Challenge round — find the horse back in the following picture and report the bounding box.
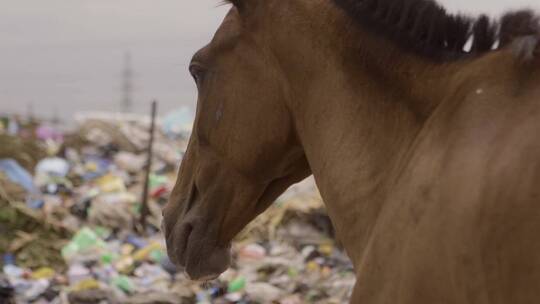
[351,52,540,304]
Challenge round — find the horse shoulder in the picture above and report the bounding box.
[418,59,540,301]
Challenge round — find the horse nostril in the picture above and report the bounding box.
[184,183,199,215]
[178,223,194,266]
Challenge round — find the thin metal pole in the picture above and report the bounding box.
[140,100,157,231]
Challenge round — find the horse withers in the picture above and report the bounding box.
[163,0,540,302]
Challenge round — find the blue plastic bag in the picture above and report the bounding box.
[0,159,35,192]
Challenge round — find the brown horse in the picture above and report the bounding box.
[163,0,540,302]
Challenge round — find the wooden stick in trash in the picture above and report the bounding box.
[140,100,157,231]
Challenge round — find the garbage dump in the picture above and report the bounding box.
[0,113,355,303]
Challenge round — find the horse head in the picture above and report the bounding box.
[162,2,311,280]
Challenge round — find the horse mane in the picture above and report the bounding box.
[225,0,540,61]
[331,0,540,61]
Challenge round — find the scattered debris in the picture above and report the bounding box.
[0,114,355,303]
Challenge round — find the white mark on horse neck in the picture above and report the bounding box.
[476,88,484,95]
[216,103,223,122]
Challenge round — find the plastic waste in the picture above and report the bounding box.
[72,278,101,292]
[30,267,55,280]
[150,185,169,199]
[93,226,112,239]
[227,276,246,293]
[0,118,356,303]
[3,265,25,282]
[126,235,147,249]
[121,244,135,256]
[112,275,134,294]
[22,279,49,301]
[114,152,145,173]
[306,261,321,273]
[149,174,168,189]
[68,288,116,304]
[6,117,19,136]
[238,243,266,260]
[134,264,169,279]
[128,292,184,304]
[39,176,73,195]
[224,292,243,302]
[35,125,63,142]
[245,282,283,302]
[207,282,226,299]
[149,249,165,263]
[62,228,107,262]
[67,228,106,252]
[287,267,299,278]
[2,254,16,266]
[133,263,170,292]
[35,157,70,178]
[114,256,135,274]
[96,174,126,193]
[132,242,162,261]
[281,294,303,304]
[0,159,36,192]
[67,264,92,285]
[81,156,111,180]
[100,252,117,265]
[318,243,334,256]
[196,291,211,304]
[88,194,134,230]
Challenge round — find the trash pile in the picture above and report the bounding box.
[0,113,355,303]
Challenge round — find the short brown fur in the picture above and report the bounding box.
[164,0,540,302]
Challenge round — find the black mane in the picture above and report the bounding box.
[331,0,540,61]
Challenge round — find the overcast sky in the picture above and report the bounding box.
[1,0,538,119]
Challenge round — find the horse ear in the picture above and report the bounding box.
[229,0,245,11]
[228,0,256,14]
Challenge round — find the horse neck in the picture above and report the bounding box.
[290,32,456,265]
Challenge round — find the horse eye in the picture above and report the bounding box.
[189,63,205,85]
